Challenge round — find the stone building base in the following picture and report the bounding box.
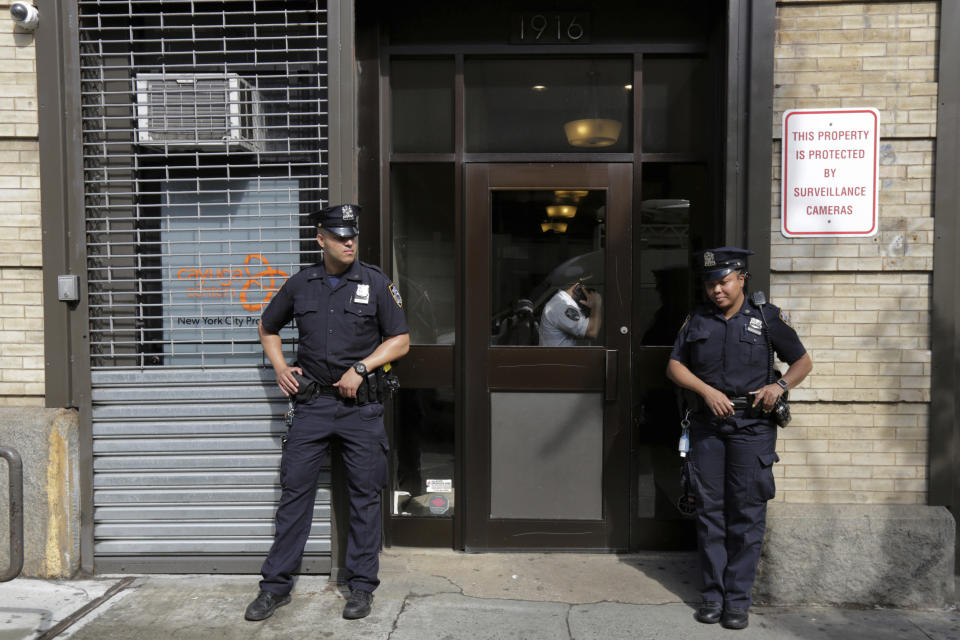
[0,407,80,578]
[756,502,956,608]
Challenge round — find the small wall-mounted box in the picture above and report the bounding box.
[57,275,80,302]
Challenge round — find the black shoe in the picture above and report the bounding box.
[342,588,374,620]
[721,607,749,630]
[694,602,723,624]
[244,590,291,621]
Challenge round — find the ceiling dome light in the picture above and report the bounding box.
[553,190,589,203]
[540,221,569,233]
[546,205,577,219]
[563,118,622,147]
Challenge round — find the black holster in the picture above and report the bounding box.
[356,372,377,405]
[291,371,318,404]
[771,395,791,427]
[356,367,401,406]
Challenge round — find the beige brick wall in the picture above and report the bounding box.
[774,403,928,504]
[0,8,41,407]
[0,5,37,138]
[772,1,937,504]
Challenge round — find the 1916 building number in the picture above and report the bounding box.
[511,13,590,44]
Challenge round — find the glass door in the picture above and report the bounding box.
[463,163,632,550]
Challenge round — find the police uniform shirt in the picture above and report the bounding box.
[669,298,806,397]
[539,289,589,347]
[260,259,409,385]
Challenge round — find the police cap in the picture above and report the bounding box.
[312,203,360,238]
[696,246,754,281]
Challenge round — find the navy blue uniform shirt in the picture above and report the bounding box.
[669,297,806,397]
[260,259,409,385]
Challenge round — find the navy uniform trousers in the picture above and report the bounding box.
[259,394,388,596]
[689,414,779,610]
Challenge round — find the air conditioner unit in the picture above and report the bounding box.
[135,73,265,152]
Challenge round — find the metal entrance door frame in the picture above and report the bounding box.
[462,163,632,551]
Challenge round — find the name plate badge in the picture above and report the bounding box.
[353,283,370,305]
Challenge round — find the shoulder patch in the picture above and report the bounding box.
[778,310,794,329]
[389,282,403,308]
[676,314,690,338]
[565,307,581,322]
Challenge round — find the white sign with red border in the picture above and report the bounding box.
[781,108,880,238]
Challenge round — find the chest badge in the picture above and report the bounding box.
[747,317,764,335]
[353,283,370,304]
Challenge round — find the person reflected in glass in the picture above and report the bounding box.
[538,277,602,346]
[641,265,691,346]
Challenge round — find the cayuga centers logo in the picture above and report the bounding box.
[177,253,289,312]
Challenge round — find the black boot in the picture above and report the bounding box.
[694,602,723,624]
[342,588,374,620]
[244,590,291,621]
[721,607,750,630]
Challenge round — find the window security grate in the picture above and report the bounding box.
[79,1,328,368]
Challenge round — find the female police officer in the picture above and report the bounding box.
[245,204,410,623]
[666,247,812,630]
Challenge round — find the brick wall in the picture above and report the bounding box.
[772,1,937,504]
[0,7,42,406]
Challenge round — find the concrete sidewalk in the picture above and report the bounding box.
[2,549,958,639]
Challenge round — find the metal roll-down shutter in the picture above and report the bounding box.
[78,1,330,572]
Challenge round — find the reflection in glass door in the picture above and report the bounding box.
[464,163,632,550]
[490,189,605,349]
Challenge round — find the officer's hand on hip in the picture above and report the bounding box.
[702,386,735,417]
[749,384,784,412]
[277,365,303,397]
[334,368,363,399]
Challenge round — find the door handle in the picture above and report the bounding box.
[605,349,617,402]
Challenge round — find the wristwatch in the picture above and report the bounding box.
[775,378,789,390]
[352,362,368,376]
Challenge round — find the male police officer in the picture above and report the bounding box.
[666,247,812,630]
[245,204,410,622]
[539,280,602,346]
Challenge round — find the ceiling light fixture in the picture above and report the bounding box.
[540,221,568,233]
[553,190,589,203]
[546,205,578,219]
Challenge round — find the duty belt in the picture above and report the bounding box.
[727,395,753,410]
[295,383,339,404]
[310,385,340,399]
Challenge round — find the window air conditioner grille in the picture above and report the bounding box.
[135,73,265,152]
